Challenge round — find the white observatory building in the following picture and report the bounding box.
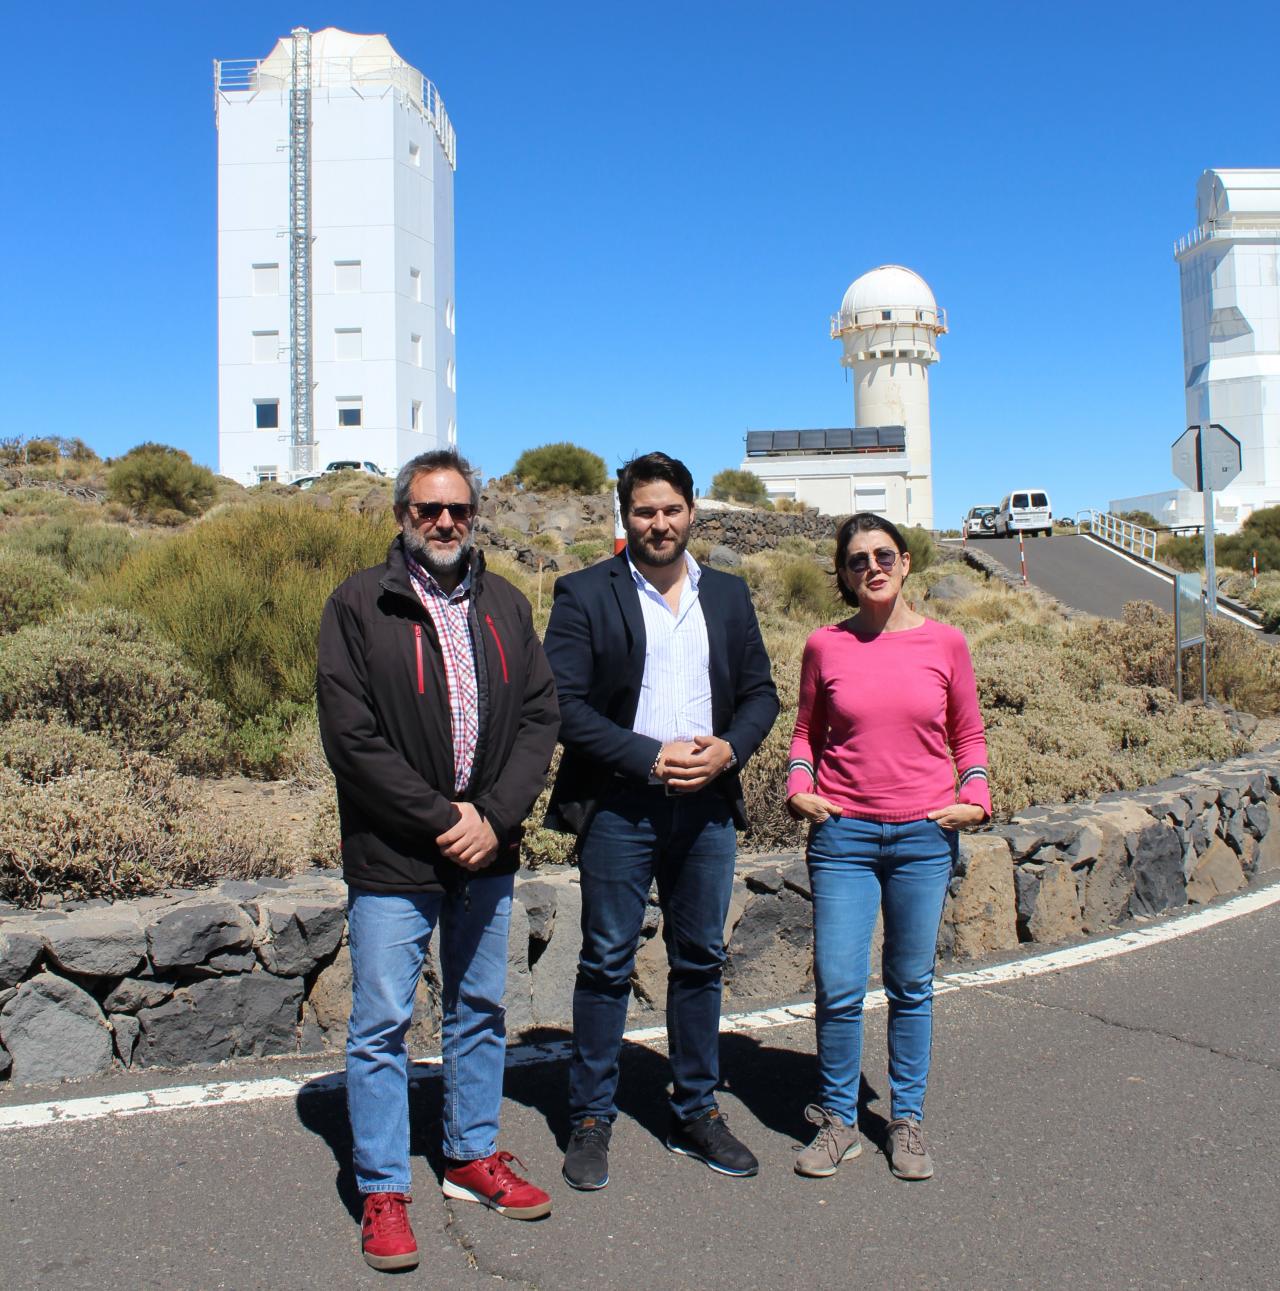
[1113,169,1280,531]
[740,265,945,527]
[214,28,457,485]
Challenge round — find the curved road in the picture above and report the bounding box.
[966,533,1179,621]
[2,883,1279,1289]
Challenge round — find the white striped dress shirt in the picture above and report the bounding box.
[627,551,713,743]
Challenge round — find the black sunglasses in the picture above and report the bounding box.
[846,547,900,575]
[405,501,476,524]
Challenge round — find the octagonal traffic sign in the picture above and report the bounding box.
[1171,424,1242,491]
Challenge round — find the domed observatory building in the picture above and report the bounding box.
[215,28,457,485]
[740,265,946,527]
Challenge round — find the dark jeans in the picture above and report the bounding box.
[570,784,737,1124]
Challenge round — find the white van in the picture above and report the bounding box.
[995,489,1052,537]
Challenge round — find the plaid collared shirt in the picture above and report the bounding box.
[405,555,480,794]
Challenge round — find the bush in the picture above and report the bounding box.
[93,501,395,754]
[1160,534,1204,571]
[0,608,231,771]
[513,442,607,493]
[22,438,60,465]
[903,525,934,574]
[0,488,82,519]
[567,539,612,566]
[779,559,834,620]
[1117,509,1160,530]
[1081,601,1280,717]
[0,717,121,783]
[5,515,136,579]
[107,442,217,521]
[708,469,768,505]
[0,757,289,907]
[0,549,71,633]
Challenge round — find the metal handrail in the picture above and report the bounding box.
[214,54,456,169]
[1080,509,1158,563]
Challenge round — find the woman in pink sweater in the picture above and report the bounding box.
[786,513,990,1183]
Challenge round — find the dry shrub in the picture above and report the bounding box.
[0,608,231,771]
[1223,570,1280,633]
[4,514,136,580]
[0,718,121,782]
[975,630,1242,817]
[0,756,289,907]
[306,784,342,868]
[567,538,612,567]
[0,549,71,633]
[776,535,817,557]
[93,500,394,722]
[0,489,84,519]
[530,531,564,554]
[1085,601,1280,716]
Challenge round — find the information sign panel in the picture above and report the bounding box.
[1173,573,1207,704]
[1175,574,1205,647]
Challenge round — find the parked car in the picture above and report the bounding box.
[964,505,997,537]
[995,490,1053,537]
[291,474,322,490]
[323,460,387,477]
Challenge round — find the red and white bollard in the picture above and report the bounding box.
[613,487,626,555]
[1019,531,1028,585]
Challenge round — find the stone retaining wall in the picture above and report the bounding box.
[2,748,1276,1087]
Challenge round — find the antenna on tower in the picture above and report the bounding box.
[288,27,315,476]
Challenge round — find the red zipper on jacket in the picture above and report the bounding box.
[485,614,508,683]
[413,623,425,694]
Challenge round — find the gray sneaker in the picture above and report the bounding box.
[794,1104,861,1178]
[886,1117,934,1180]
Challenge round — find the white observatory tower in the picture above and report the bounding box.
[832,265,946,529]
[214,28,457,485]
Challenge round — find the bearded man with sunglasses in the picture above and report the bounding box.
[318,449,560,1272]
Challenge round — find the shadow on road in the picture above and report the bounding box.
[292,1025,889,1217]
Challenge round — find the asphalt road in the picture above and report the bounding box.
[966,534,1178,621]
[3,885,1278,1290]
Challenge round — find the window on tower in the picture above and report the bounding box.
[408,140,421,166]
[334,260,361,293]
[411,400,422,431]
[411,333,422,367]
[254,399,279,430]
[252,331,279,363]
[337,397,363,428]
[335,328,362,361]
[410,267,422,301]
[252,263,279,296]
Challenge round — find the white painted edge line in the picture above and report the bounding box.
[3,879,1278,1134]
[1079,533,1261,630]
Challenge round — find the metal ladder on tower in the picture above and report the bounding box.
[288,27,315,477]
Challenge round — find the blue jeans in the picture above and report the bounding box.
[346,875,513,1194]
[571,786,737,1124]
[807,817,957,1123]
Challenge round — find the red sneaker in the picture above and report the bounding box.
[360,1192,419,1271]
[442,1151,552,1220]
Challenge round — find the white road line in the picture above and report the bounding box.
[2,880,1278,1134]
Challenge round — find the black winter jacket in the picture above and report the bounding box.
[316,537,560,893]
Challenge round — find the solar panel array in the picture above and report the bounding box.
[744,427,907,456]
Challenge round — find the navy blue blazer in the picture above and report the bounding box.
[543,552,779,840]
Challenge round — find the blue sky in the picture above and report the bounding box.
[3,2,1276,526]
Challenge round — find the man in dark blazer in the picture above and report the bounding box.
[544,451,779,1191]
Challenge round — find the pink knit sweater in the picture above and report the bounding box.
[785,618,991,822]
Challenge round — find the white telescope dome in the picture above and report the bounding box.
[840,265,937,318]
